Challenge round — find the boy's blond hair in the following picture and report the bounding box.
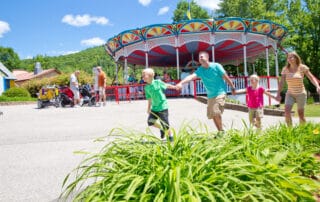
[143,68,155,77]
[249,74,259,82]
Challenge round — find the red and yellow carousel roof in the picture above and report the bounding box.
[105,17,287,66]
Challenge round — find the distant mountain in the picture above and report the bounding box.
[20,46,116,75]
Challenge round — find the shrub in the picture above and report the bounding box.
[22,71,94,97]
[307,96,314,105]
[2,87,30,98]
[21,78,50,97]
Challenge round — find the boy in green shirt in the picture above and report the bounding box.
[142,68,176,142]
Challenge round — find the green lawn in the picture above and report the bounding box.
[0,96,36,102]
[280,103,320,117]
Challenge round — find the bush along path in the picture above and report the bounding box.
[61,123,320,201]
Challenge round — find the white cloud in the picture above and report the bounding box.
[194,0,221,10]
[158,6,169,15]
[46,50,80,56]
[0,20,10,37]
[62,14,109,27]
[62,50,80,55]
[139,0,151,6]
[23,55,33,60]
[81,37,105,46]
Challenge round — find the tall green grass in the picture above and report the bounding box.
[61,123,320,201]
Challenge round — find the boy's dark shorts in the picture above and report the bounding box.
[147,109,169,130]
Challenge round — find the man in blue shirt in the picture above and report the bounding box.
[176,51,236,132]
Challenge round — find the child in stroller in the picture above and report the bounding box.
[79,84,96,106]
[58,86,74,107]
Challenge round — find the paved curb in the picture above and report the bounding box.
[0,101,37,106]
[196,96,287,117]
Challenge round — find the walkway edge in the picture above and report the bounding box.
[196,96,286,117]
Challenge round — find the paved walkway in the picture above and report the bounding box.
[0,98,319,202]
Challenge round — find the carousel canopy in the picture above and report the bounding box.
[105,17,287,67]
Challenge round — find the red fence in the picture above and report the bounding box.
[105,76,278,104]
[105,81,181,103]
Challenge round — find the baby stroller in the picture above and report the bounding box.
[58,86,74,107]
[79,84,96,106]
[37,85,60,108]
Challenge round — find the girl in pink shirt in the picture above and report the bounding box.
[236,75,276,129]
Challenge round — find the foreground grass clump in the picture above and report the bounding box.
[61,123,320,201]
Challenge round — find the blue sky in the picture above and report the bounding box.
[0,0,220,59]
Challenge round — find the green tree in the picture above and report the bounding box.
[216,0,320,93]
[0,46,21,70]
[285,0,320,77]
[216,0,287,22]
[217,0,262,18]
[172,0,210,22]
[33,55,50,70]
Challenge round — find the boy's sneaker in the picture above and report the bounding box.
[215,130,225,138]
[160,131,165,139]
[168,136,174,142]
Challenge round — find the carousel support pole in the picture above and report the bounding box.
[275,49,279,77]
[115,62,118,85]
[124,57,128,84]
[145,52,149,68]
[243,44,248,76]
[115,62,119,103]
[237,64,239,76]
[274,48,280,105]
[176,48,180,80]
[211,45,215,62]
[191,52,194,63]
[253,63,256,74]
[266,46,270,76]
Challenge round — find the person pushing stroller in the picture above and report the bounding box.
[96,66,106,107]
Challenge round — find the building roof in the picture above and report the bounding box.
[12,70,33,81]
[13,68,61,82]
[0,62,16,80]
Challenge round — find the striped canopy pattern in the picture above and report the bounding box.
[105,17,287,67]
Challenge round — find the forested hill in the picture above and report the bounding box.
[20,46,116,74]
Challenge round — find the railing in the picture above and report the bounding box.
[227,76,279,106]
[104,76,279,105]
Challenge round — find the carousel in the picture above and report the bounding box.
[104,17,288,104]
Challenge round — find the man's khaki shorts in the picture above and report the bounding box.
[285,92,306,109]
[207,94,226,119]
